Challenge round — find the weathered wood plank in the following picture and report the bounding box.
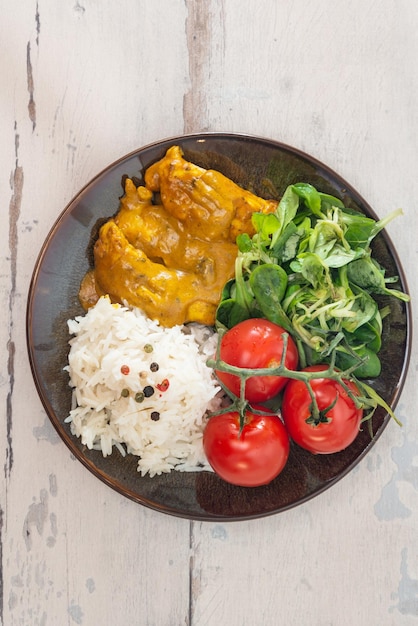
[1,2,192,625]
[1,0,417,625]
[185,1,418,624]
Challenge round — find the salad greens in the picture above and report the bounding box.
[216,182,410,379]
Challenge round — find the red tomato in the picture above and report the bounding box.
[281,364,363,454]
[203,408,290,487]
[215,318,298,403]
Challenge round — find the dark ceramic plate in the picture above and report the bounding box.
[27,133,412,521]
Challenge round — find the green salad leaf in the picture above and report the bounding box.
[215,182,410,380]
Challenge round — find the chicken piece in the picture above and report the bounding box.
[93,220,232,327]
[145,145,277,242]
[79,147,278,326]
[115,179,237,278]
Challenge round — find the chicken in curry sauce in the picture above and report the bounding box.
[79,145,277,327]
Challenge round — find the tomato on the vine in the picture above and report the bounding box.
[281,364,363,454]
[215,318,298,403]
[203,407,290,487]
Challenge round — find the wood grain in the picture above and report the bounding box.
[1,1,417,624]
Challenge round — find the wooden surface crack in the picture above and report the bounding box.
[5,125,24,479]
[184,0,210,133]
[26,42,36,131]
[183,0,226,134]
[35,1,41,46]
[188,521,195,626]
[0,506,3,625]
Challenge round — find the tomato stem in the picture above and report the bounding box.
[208,330,401,428]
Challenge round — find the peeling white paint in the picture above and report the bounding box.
[374,415,418,521]
[390,548,418,617]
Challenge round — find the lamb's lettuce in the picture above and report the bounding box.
[215,182,410,379]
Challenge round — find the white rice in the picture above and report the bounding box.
[64,296,222,476]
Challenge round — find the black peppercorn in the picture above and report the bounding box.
[143,385,154,397]
[150,411,160,421]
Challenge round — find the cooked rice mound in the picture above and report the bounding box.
[64,296,221,476]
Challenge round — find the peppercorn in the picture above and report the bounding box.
[150,362,159,372]
[150,411,160,421]
[120,364,130,375]
[156,379,170,392]
[121,388,129,397]
[134,392,144,403]
[143,385,154,397]
[143,344,153,353]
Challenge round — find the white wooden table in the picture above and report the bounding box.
[1,2,417,624]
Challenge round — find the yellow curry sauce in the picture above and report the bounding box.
[79,146,277,327]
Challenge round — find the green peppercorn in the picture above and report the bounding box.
[121,388,129,398]
[143,344,153,353]
[135,392,144,403]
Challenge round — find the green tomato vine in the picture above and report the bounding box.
[207,328,401,435]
